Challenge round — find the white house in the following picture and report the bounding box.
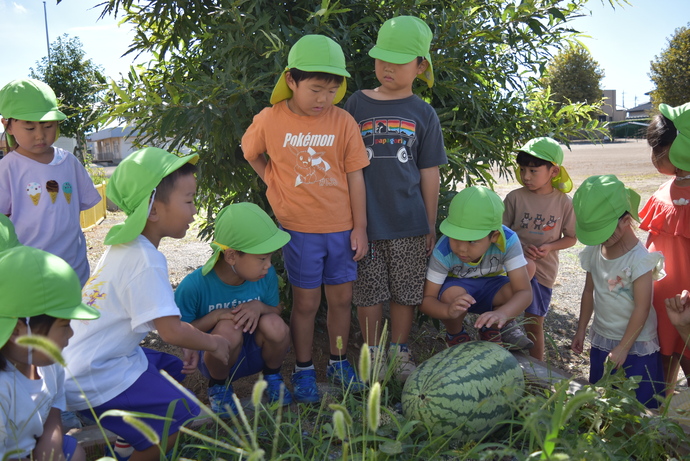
[87,126,140,164]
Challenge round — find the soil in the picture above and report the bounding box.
[84,138,677,403]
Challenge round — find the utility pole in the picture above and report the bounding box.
[43,1,51,64]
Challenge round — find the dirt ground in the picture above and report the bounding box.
[84,138,675,402]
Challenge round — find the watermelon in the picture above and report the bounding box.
[401,341,524,442]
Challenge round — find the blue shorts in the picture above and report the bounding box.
[525,277,552,317]
[198,331,264,381]
[439,276,510,314]
[589,347,664,409]
[63,434,78,460]
[282,229,357,288]
[79,348,201,451]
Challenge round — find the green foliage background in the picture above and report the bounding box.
[97,0,603,237]
[650,24,690,108]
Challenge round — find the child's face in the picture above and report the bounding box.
[12,318,73,368]
[374,58,428,95]
[519,163,557,194]
[286,74,340,117]
[601,215,631,248]
[4,119,58,158]
[229,251,274,282]
[449,232,499,264]
[153,173,197,239]
[651,147,676,176]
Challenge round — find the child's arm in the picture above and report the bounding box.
[666,290,690,340]
[32,407,66,461]
[420,280,476,320]
[190,309,237,333]
[247,155,268,182]
[347,169,367,261]
[154,316,231,364]
[572,272,594,354]
[530,235,577,260]
[420,166,440,256]
[474,266,532,329]
[608,270,654,368]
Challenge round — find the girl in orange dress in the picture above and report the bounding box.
[640,101,690,394]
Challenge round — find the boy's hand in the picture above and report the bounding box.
[524,244,549,260]
[210,335,232,365]
[474,310,507,330]
[571,330,586,354]
[665,290,690,328]
[181,348,199,374]
[350,227,368,261]
[447,293,475,318]
[232,301,262,333]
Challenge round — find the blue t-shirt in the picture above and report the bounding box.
[426,225,527,284]
[175,266,280,324]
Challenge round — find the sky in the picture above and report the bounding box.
[0,0,689,111]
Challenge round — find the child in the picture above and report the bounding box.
[502,137,577,360]
[343,15,447,381]
[175,203,293,413]
[242,35,370,402]
[0,78,101,287]
[420,186,532,346]
[62,147,232,461]
[639,101,690,393]
[571,174,664,409]
[0,244,100,461]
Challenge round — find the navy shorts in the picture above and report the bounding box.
[589,347,664,409]
[439,276,511,314]
[198,331,264,381]
[525,277,552,317]
[79,348,200,451]
[63,434,78,460]
[282,229,357,288]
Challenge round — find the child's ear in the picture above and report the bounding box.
[222,249,238,265]
[417,59,430,75]
[489,231,501,243]
[285,72,298,92]
[147,202,161,222]
[550,164,561,179]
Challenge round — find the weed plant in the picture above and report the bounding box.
[15,333,690,461]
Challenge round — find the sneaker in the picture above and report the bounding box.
[478,326,502,344]
[207,382,238,416]
[446,329,472,347]
[327,359,366,392]
[264,373,293,405]
[388,345,416,382]
[291,369,320,403]
[500,319,534,351]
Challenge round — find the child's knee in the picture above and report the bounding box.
[439,286,467,304]
[258,314,290,339]
[214,318,244,340]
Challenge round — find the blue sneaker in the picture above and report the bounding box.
[264,373,293,405]
[327,359,366,392]
[207,382,238,416]
[291,369,320,403]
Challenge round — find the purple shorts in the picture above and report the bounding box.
[198,331,264,381]
[79,348,200,451]
[589,347,664,409]
[63,434,78,460]
[525,277,552,317]
[439,276,510,314]
[282,229,357,288]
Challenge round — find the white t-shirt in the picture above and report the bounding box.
[63,235,181,410]
[0,148,101,285]
[0,363,65,459]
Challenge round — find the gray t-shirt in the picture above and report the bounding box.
[344,91,447,240]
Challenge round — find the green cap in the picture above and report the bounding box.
[201,203,290,276]
[0,246,100,347]
[659,102,690,171]
[515,137,572,193]
[573,174,640,246]
[105,147,199,245]
[440,186,505,247]
[0,214,20,251]
[270,35,350,105]
[0,78,66,148]
[369,16,434,88]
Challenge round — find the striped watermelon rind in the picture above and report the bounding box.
[401,341,525,442]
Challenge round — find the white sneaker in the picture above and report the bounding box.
[500,319,534,351]
[388,345,416,382]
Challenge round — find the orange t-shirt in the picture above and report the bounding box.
[242,101,369,233]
